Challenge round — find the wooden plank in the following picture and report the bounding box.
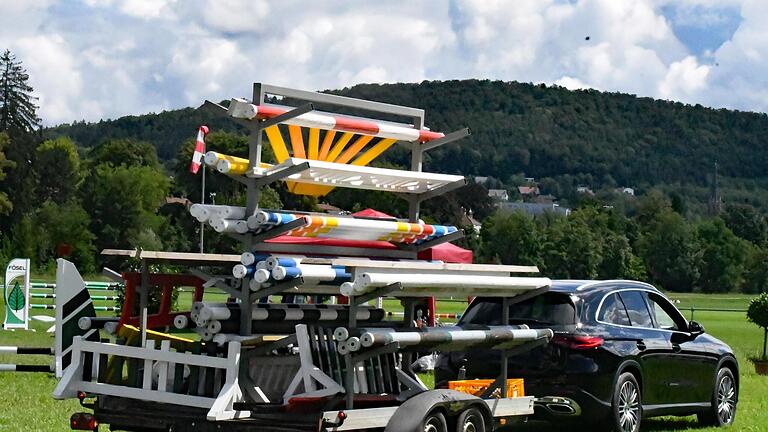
[308,128,320,159]
[261,158,464,194]
[318,130,336,160]
[100,249,240,264]
[334,259,539,274]
[352,138,397,166]
[288,125,306,158]
[264,125,290,162]
[325,132,354,162]
[336,135,374,164]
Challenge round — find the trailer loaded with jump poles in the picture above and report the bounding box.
[51,84,558,431]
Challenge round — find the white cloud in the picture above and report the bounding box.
[12,34,90,123]
[118,0,176,19]
[2,0,768,125]
[658,56,710,100]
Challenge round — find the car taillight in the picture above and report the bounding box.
[552,334,604,350]
[70,412,97,430]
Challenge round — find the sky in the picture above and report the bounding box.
[1,0,767,126]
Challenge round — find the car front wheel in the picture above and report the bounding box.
[698,367,737,427]
[605,372,642,432]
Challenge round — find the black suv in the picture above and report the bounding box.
[435,280,738,432]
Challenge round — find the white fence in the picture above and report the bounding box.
[53,336,249,421]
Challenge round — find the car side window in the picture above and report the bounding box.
[618,291,653,328]
[646,293,685,331]
[598,293,631,326]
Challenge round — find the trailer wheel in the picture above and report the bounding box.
[422,410,448,432]
[455,407,486,432]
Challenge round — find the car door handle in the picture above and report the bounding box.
[672,344,681,353]
[636,342,647,351]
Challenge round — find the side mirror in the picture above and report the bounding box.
[688,320,705,335]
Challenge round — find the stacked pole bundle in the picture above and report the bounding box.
[204,151,250,175]
[190,302,386,340]
[333,325,553,354]
[203,151,271,175]
[271,264,351,285]
[190,206,460,245]
[189,204,246,223]
[245,211,457,245]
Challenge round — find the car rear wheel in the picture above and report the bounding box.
[698,367,737,427]
[455,407,486,432]
[422,411,448,432]
[605,372,642,432]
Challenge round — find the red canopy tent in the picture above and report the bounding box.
[265,209,473,324]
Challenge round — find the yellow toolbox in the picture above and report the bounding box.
[448,378,525,398]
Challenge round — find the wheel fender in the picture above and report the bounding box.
[616,360,643,389]
[384,389,492,432]
[715,355,739,400]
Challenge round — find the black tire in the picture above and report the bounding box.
[455,407,486,432]
[698,367,737,427]
[422,410,448,432]
[604,372,642,432]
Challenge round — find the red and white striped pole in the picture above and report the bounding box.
[189,126,209,253]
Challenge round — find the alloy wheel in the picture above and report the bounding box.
[717,375,736,424]
[618,380,640,432]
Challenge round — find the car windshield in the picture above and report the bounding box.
[459,293,576,326]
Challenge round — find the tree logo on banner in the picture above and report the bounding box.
[8,281,25,311]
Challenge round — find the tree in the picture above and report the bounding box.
[35,136,82,204]
[86,138,161,169]
[598,232,646,280]
[0,128,39,234]
[722,203,767,246]
[542,213,603,279]
[634,190,672,227]
[80,164,170,254]
[695,218,748,293]
[743,247,768,294]
[638,211,700,292]
[0,49,40,133]
[480,211,542,266]
[0,132,14,215]
[33,200,96,273]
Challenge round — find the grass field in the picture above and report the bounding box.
[1,285,767,431]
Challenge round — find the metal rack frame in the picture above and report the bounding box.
[196,83,471,337]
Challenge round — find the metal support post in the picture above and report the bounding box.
[500,296,510,398]
[344,353,355,410]
[239,277,252,336]
[139,259,149,347]
[348,297,358,330]
[199,164,205,253]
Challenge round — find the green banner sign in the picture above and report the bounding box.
[4,258,30,330]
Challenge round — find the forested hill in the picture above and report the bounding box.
[47,79,768,208]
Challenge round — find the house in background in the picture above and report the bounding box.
[460,209,482,234]
[616,187,635,196]
[576,186,594,195]
[517,185,540,200]
[488,189,510,202]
